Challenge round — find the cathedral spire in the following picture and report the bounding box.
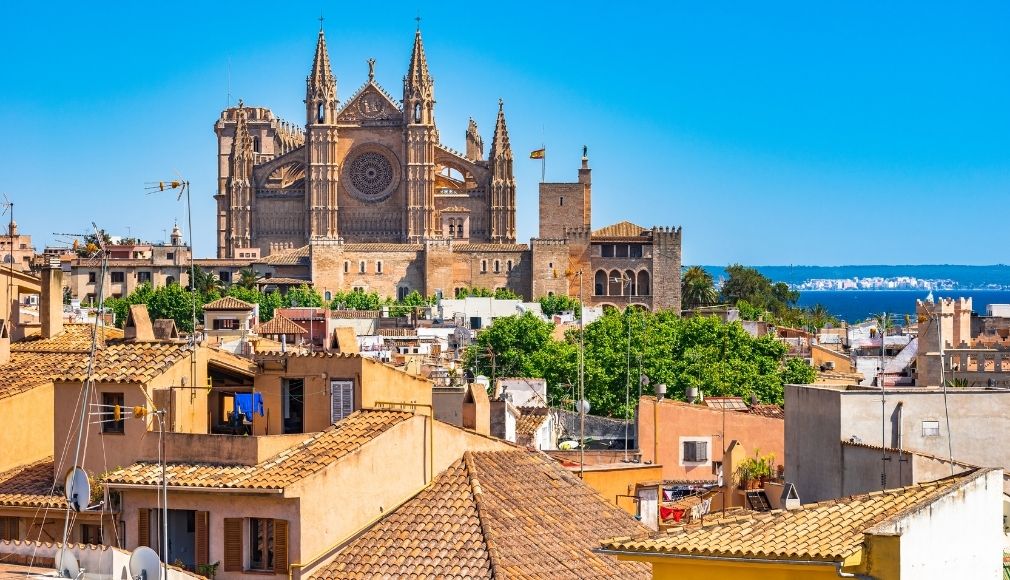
[489,99,512,161]
[403,28,434,125]
[488,99,516,243]
[306,28,338,125]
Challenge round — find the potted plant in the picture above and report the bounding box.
[735,461,755,490]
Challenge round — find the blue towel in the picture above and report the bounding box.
[234,393,264,417]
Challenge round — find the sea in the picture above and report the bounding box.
[699,265,1010,323]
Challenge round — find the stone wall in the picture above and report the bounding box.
[651,227,682,312]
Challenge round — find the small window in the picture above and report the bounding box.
[219,271,232,283]
[397,287,409,301]
[137,271,152,284]
[630,244,643,258]
[359,261,366,274]
[249,518,275,571]
[616,244,629,258]
[683,440,708,463]
[110,272,125,284]
[506,260,513,272]
[494,260,500,273]
[324,291,332,301]
[376,261,383,274]
[330,380,354,423]
[88,272,96,284]
[166,276,175,285]
[102,392,125,434]
[922,420,941,437]
[166,252,175,260]
[80,523,102,545]
[449,223,455,236]
[252,136,261,153]
[0,516,19,541]
[602,245,615,258]
[317,103,324,123]
[559,196,564,207]
[353,286,365,293]
[213,318,239,330]
[343,261,350,274]
[481,260,487,274]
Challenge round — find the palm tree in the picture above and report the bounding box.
[873,312,895,338]
[237,267,259,291]
[807,304,831,331]
[190,265,224,295]
[681,266,718,310]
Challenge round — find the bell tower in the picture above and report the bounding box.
[488,100,516,243]
[403,27,438,241]
[305,26,340,239]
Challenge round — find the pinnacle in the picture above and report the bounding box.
[309,28,336,87]
[406,28,432,88]
[490,100,512,159]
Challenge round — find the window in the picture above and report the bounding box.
[137,271,152,284]
[352,286,365,293]
[414,103,422,122]
[602,244,615,258]
[630,244,643,258]
[376,261,383,274]
[683,440,708,463]
[283,379,304,434]
[110,272,125,283]
[359,261,366,274]
[80,523,102,544]
[324,291,332,301]
[166,276,175,285]
[559,196,564,206]
[448,221,455,237]
[219,271,232,283]
[252,136,261,153]
[506,260,513,273]
[249,518,275,571]
[481,260,487,273]
[88,272,96,284]
[343,261,350,274]
[922,420,941,437]
[494,260,500,273]
[166,252,175,260]
[213,318,239,330]
[616,244,629,258]
[330,380,354,423]
[397,287,409,301]
[317,103,324,123]
[102,392,125,434]
[0,517,18,541]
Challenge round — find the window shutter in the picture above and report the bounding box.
[223,518,243,572]
[195,511,209,568]
[137,509,149,548]
[698,442,708,462]
[273,519,289,575]
[330,381,354,423]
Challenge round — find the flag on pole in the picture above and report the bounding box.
[529,148,545,159]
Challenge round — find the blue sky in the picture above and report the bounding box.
[2,2,1008,265]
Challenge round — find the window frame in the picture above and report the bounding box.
[101,392,125,434]
[922,420,941,437]
[248,517,275,571]
[682,440,708,463]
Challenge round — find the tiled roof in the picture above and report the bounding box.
[315,450,650,579]
[0,458,62,509]
[515,409,549,443]
[202,296,255,311]
[261,245,310,265]
[0,335,192,401]
[258,277,312,286]
[452,243,529,253]
[592,221,649,238]
[378,328,416,338]
[342,243,424,253]
[601,468,985,563]
[12,323,123,353]
[747,404,785,420]
[103,410,412,490]
[257,314,306,335]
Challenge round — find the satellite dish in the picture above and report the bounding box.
[128,546,162,580]
[64,467,90,512]
[55,550,80,579]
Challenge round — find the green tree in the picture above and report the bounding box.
[236,267,259,290]
[76,229,112,257]
[146,284,200,331]
[285,284,323,307]
[681,266,718,310]
[331,290,383,311]
[190,265,224,295]
[390,290,429,317]
[781,357,817,386]
[539,294,581,318]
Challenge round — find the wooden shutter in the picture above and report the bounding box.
[137,509,149,548]
[223,518,243,572]
[195,511,209,567]
[273,519,289,575]
[330,381,354,423]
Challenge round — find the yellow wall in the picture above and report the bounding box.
[857,534,899,580]
[0,383,54,473]
[618,554,844,579]
[578,465,663,515]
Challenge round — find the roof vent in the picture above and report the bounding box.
[780,482,801,510]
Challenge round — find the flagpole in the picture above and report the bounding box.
[541,145,546,183]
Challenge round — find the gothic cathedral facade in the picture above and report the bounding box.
[214,28,681,311]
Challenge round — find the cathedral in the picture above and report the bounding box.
[214,27,682,310]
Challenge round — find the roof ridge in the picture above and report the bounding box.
[464,452,504,579]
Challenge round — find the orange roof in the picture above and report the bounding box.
[592,221,649,239]
[261,245,310,265]
[315,450,650,579]
[12,323,123,353]
[257,314,306,335]
[202,296,256,311]
[0,458,62,509]
[601,468,986,563]
[515,408,549,443]
[103,410,412,490]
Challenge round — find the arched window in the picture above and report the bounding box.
[560,196,564,207]
[252,136,261,153]
[414,103,422,123]
[457,222,464,238]
[637,270,651,296]
[626,269,636,296]
[359,261,366,274]
[481,260,487,273]
[376,261,383,274]
[506,260,513,273]
[448,220,455,237]
[494,260,500,273]
[324,291,332,301]
[608,270,623,296]
[343,261,349,274]
[594,270,606,296]
[317,103,324,123]
[166,276,175,286]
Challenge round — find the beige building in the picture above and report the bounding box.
[213,27,682,311]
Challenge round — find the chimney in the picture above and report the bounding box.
[780,482,801,510]
[0,320,10,365]
[124,304,155,342]
[40,259,64,339]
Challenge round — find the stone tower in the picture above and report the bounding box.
[539,149,591,239]
[227,103,255,252]
[488,100,517,243]
[305,28,340,239]
[403,28,437,242]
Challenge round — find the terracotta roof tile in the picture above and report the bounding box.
[452,243,529,253]
[202,296,255,311]
[103,410,412,490]
[341,243,424,253]
[261,245,310,265]
[12,323,123,353]
[515,409,549,444]
[747,404,785,420]
[257,277,312,286]
[315,450,650,579]
[601,468,987,563]
[0,458,63,509]
[592,221,649,239]
[257,314,307,336]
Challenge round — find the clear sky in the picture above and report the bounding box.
[2,2,1008,265]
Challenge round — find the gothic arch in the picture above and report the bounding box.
[637,270,651,296]
[594,270,606,296]
[608,270,623,296]
[265,161,305,189]
[625,269,637,296]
